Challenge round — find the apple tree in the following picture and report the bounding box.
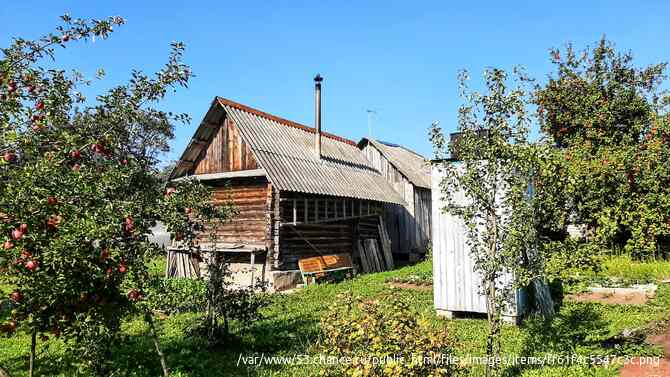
[0,15,233,376]
[534,38,670,259]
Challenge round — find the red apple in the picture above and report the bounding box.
[3,152,15,162]
[118,264,127,274]
[72,164,81,172]
[11,229,24,240]
[62,34,70,42]
[9,290,23,302]
[3,240,14,250]
[124,217,134,232]
[47,196,58,206]
[5,320,18,332]
[69,150,81,159]
[120,159,128,166]
[91,143,104,154]
[20,250,32,259]
[35,101,44,110]
[7,82,16,93]
[47,215,61,230]
[19,223,28,232]
[165,187,177,197]
[127,289,141,302]
[24,260,38,271]
[100,248,110,261]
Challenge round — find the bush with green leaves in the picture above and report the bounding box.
[145,277,207,314]
[319,292,460,377]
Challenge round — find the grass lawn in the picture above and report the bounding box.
[1,259,669,376]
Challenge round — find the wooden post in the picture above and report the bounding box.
[304,198,309,223]
[250,251,256,288]
[292,199,297,225]
[274,191,281,270]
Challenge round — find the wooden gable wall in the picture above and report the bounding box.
[192,117,258,175]
[361,142,432,255]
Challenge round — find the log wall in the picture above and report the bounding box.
[199,178,271,248]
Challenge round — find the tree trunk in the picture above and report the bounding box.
[28,330,36,377]
[145,312,169,377]
[485,208,502,377]
[485,281,501,377]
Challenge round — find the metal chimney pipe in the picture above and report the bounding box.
[314,74,323,159]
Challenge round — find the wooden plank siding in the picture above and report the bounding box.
[362,143,432,255]
[192,117,258,175]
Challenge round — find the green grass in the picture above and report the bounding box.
[566,256,670,292]
[601,256,670,282]
[0,259,669,376]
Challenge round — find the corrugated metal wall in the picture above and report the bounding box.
[431,163,522,317]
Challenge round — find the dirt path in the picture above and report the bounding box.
[620,324,670,377]
[619,358,670,377]
[387,282,432,291]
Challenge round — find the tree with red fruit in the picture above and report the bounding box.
[0,15,233,376]
[534,38,670,259]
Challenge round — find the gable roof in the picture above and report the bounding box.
[171,97,405,205]
[359,138,431,189]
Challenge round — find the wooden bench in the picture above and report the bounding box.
[298,253,354,285]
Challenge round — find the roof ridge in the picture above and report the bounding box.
[372,138,427,160]
[216,97,357,146]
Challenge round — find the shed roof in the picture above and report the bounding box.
[170,97,405,205]
[359,138,431,189]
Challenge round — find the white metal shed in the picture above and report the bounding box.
[431,161,528,323]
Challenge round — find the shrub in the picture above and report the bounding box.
[145,277,207,314]
[319,292,460,377]
[543,239,603,283]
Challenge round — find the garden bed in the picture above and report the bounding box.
[566,285,657,305]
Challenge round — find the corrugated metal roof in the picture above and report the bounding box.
[361,138,431,189]
[171,97,405,205]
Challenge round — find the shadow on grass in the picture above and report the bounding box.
[0,311,320,377]
[113,313,319,377]
[503,304,610,376]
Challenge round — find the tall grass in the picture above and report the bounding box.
[600,256,670,282]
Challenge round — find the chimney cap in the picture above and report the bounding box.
[314,74,323,83]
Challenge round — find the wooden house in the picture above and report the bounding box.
[167,78,406,290]
[358,138,432,260]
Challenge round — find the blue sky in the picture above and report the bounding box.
[2,1,669,164]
